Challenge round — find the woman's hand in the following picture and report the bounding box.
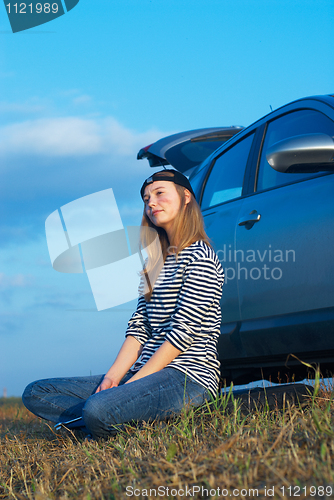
[95,375,119,393]
[94,336,143,393]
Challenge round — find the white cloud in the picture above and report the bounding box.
[73,95,92,105]
[0,115,169,157]
[0,114,174,246]
[104,117,164,156]
[0,117,102,156]
[0,272,33,289]
[0,101,46,114]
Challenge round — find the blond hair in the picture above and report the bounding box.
[140,171,211,301]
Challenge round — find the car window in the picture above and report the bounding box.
[257,110,334,191]
[201,133,255,209]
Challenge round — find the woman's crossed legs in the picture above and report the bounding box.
[22,367,210,439]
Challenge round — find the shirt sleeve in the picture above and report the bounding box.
[165,256,224,352]
[125,294,152,345]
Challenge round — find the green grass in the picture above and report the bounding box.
[0,397,23,408]
[1,381,334,499]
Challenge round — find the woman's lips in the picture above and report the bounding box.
[152,210,163,216]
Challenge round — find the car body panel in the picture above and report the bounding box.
[236,174,334,323]
[203,202,244,324]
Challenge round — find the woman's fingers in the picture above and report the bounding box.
[95,377,119,393]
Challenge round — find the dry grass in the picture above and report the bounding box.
[1,380,334,500]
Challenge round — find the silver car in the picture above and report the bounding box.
[138,95,334,385]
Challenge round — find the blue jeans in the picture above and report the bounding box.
[22,368,211,439]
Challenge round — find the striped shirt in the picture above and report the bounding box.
[125,240,224,395]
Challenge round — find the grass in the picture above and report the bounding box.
[1,379,334,500]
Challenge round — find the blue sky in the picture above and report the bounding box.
[1,0,333,396]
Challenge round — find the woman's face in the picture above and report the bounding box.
[143,180,190,236]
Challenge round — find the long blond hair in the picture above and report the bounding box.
[140,171,211,301]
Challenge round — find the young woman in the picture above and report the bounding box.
[22,169,224,439]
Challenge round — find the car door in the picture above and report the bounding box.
[235,108,334,359]
[200,132,256,359]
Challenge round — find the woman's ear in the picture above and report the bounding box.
[184,188,191,205]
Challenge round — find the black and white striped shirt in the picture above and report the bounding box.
[125,240,224,395]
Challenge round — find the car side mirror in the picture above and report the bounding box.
[266,133,334,173]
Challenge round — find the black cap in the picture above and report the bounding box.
[140,169,196,200]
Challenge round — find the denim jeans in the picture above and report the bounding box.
[22,367,211,439]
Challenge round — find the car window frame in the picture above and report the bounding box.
[199,129,259,210]
[252,108,334,194]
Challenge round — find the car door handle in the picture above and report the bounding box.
[238,211,261,226]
